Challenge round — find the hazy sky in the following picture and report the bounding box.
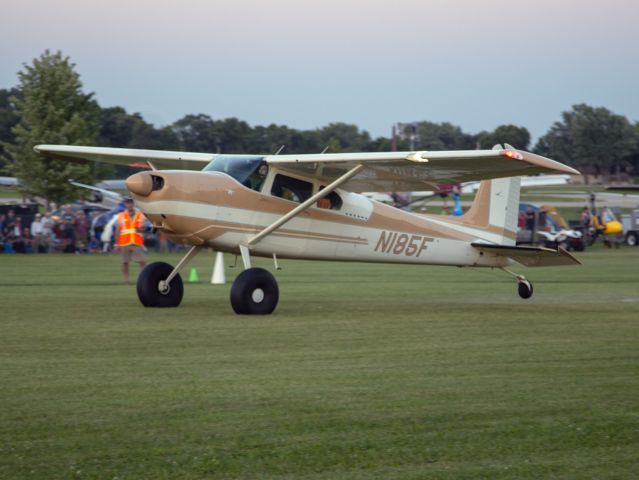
[1,0,638,143]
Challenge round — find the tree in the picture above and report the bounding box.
[410,121,475,150]
[0,88,20,171]
[98,106,179,151]
[477,124,530,150]
[535,104,637,179]
[212,117,252,153]
[171,114,219,152]
[5,51,99,204]
[316,123,371,152]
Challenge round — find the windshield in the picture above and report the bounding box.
[202,155,265,188]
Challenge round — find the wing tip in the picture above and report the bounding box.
[518,150,581,176]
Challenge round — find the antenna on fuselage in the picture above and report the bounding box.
[320,146,329,154]
[273,145,285,155]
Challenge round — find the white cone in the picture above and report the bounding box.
[211,251,226,284]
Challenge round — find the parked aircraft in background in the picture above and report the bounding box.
[366,174,571,208]
[68,180,125,209]
[0,176,19,186]
[35,143,580,314]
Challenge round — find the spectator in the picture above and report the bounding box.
[4,225,16,253]
[518,210,526,229]
[3,209,16,238]
[51,215,63,252]
[524,206,536,231]
[11,219,25,253]
[31,213,47,253]
[0,213,4,253]
[14,227,34,254]
[41,212,55,252]
[580,207,592,244]
[75,211,89,252]
[61,206,77,252]
[538,206,549,232]
[580,206,591,227]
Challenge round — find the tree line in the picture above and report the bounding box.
[1,51,638,204]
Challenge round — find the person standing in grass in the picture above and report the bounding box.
[61,206,76,252]
[31,213,46,253]
[115,198,146,284]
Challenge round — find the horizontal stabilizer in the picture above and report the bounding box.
[471,243,581,267]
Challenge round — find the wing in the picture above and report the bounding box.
[264,148,580,192]
[35,145,580,192]
[34,145,214,171]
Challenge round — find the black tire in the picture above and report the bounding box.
[626,232,637,247]
[518,280,533,300]
[137,262,184,307]
[230,267,279,315]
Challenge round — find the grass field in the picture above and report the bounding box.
[1,248,638,479]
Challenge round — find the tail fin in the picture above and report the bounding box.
[462,177,520,245]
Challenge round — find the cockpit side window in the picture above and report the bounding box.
[271,174,313,203]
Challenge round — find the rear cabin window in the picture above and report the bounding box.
[271,174,313,203]
[317,187,343,210]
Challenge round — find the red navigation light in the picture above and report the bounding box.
[502,150,523,160]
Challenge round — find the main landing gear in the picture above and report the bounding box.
[229,245,279,314]
[136,244,280,314]
[136,245,200,308]
[501,267,534,300]
[230,267,279,315]
[137,262,184,307]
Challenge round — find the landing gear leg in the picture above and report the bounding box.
[500,267,534,300]
[137,245,202,307]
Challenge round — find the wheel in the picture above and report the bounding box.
[230,267,279,315]
[626,232,637,247]
[137,262,184,307]
[518,280,533,299]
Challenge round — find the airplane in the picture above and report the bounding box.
[365,174,571,209]
[34,143,581,314]
[0,176,20,187]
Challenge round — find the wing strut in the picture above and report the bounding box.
[247,163,364,247]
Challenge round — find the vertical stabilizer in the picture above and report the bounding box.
[461,177,520,245]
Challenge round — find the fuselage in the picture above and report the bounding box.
[128,168,510,268]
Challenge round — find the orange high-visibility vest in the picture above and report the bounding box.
[117,210,144,247]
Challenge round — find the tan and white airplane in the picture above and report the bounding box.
[35,143,581,314]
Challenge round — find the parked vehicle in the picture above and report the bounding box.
[621,209,639,246]
[517,203,585,251]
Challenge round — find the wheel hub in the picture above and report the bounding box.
[251,288,265,303]
[158,280,170,295]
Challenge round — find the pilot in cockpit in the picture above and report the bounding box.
[244,161,269,192]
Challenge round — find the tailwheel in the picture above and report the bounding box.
[230,267,279,315]
[137,262,184,307]
[518,279,534,299]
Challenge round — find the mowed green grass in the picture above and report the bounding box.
[1,248,638,479]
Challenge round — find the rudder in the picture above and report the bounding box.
[462,177,520,245]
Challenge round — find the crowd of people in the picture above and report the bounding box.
[0,206,93,254]
[1,201,186,256]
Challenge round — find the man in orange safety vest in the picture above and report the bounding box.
[115,198,146,283]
